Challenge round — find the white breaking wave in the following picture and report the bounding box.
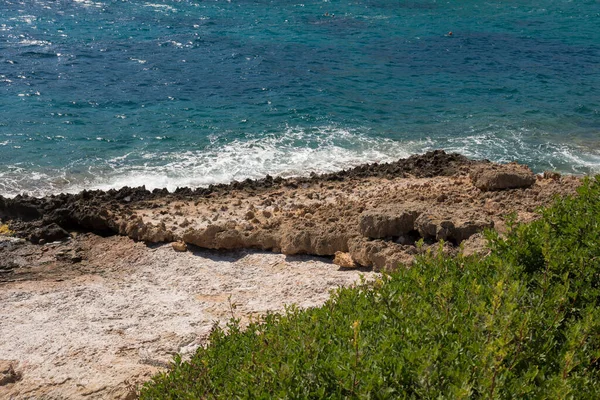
[91,129,416,192]
[0,127,418,197]
[1,126,600,198]
[419,128,600,174]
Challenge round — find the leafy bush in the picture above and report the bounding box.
[141,177,600,399]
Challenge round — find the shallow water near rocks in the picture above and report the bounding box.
[1,0,599,196]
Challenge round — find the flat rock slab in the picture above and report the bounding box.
[0,234,377,399]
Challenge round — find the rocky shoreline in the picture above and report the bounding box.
[0,151,584,398]
[0,150,581,271]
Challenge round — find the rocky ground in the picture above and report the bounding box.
[0,151,583,398]
[0,234,375,399]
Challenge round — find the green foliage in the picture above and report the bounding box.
[141,177,600,399]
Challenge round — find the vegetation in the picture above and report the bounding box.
[141,177,600,399]
[0,223,13,235]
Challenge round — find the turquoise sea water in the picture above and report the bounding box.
[1,0,599,197]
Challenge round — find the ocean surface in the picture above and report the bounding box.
[1,0,599,197]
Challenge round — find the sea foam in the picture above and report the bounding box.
[1,127,599,198]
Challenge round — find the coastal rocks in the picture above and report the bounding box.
[460,233,489,257]
[329,150,472,180]
[0,360,22,386]
[122,218,173,243]
[29,223,70,244]
[0,152,583,276]
[0,152,587,399]
[0,195,41,221]
[279,228,349,256]
[333,252,357,268]
[171,241,187,252]
[182,225,227,249]
[543,170,561,181]
[470,163,535,191]
[180,225,279,251]
[358,208,420,239]
[415,212,493,243]
[347,237,415,271]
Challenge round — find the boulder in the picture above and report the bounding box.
[470,163,535,191]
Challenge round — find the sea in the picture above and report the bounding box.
[1,0,599,197]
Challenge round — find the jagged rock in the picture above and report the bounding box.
[543,170,561,180]
[141,223,173,243]
[182,225,225,249]
[470,163,535,191]
[333,252,357,268]
[29,223,70,244]
[358,208,419,238]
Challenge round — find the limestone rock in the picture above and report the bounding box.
[358,208,419,238]
[333,252,357,268]
[347,237,413,271]
[171,241,187,252]
[470,163,535,191]
[182,225,225,249]
[122,219,173,243]
[415,212,493,243]
[460,233,490,257]
[453,219,494,243]
[279,228,348,256]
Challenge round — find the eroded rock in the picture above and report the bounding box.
[470,163,535,191]
[415,212,493,243]
[29,223,70,244]
[460,233,490,257]
[358,208,419,239]
[333,252,357,268]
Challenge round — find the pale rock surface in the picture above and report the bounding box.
[470,162,536,191]
[0,235,376,399]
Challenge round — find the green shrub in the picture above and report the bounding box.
[141,177,600,399]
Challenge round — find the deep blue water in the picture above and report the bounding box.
[1,0,599,197]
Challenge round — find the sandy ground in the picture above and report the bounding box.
[0,234,376,399]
